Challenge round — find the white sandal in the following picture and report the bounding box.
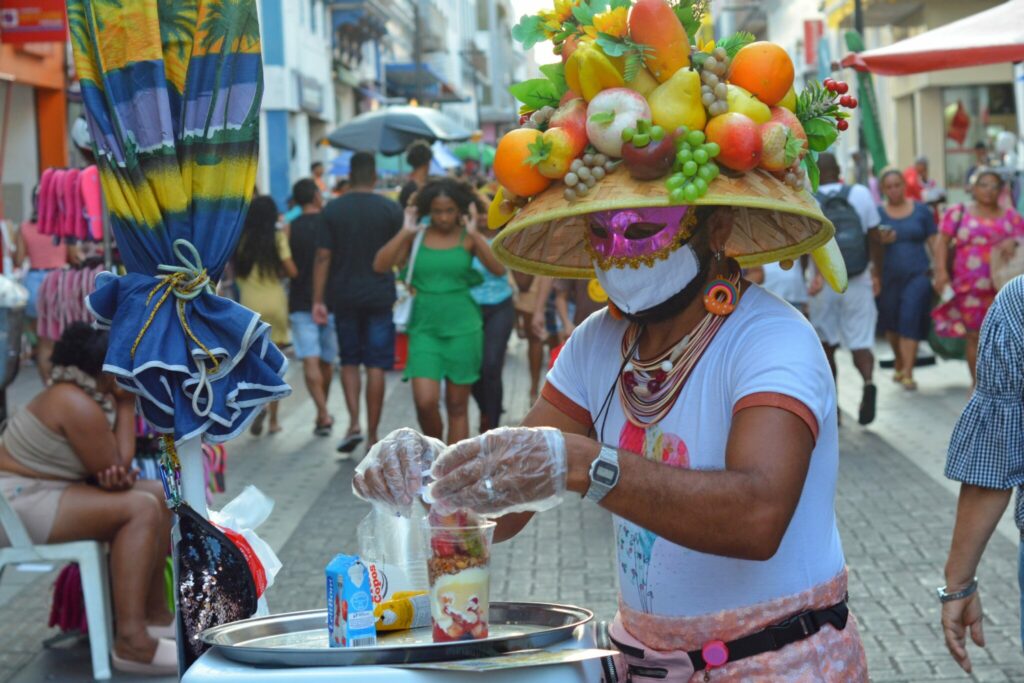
[111,637,177,676]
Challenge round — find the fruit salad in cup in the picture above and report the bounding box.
[425,512,495,642]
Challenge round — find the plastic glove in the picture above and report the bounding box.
[428,427,568,516]
[352,428,445,516]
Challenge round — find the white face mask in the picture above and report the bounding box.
[594,244,702,315]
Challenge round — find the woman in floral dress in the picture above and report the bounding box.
[932,169,1024,382]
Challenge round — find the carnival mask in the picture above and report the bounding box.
[586,205,695,270]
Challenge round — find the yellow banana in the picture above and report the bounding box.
[811,238,849,293]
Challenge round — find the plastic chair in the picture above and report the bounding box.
[0,489,112,680]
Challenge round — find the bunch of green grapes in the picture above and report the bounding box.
[664,127,720,204]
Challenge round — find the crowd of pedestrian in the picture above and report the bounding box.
[747,148,1024,425]
[226,143,581,454]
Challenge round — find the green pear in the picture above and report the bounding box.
[726,84,771,124]
[648,69,706,133]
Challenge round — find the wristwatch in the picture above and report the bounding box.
[585,445,620,503]
[936,578,978,603]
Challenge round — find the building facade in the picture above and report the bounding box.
[257,0,336,209]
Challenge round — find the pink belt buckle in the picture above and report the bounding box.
[702,639,729,670]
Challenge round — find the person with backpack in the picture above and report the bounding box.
[808,152,883,425]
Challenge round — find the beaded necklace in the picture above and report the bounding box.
[617,270,740,427]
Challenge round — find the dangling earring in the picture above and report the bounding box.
[715,249,723,262]
[704,278,738,316]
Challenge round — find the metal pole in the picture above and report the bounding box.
[413,1,423,104]
[1014,61,1024,213]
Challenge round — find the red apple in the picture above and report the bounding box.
[549,97,588,149]
[769,106,808,147]
[759,121,807,172]
[586,88,652,157]
[705,112,762,172]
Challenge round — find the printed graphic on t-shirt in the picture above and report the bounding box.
[616,422,689,613]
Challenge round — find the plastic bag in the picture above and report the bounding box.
[208,485,282,595]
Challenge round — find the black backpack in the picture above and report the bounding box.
[816,186,869,277]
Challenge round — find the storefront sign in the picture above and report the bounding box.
[0,1,66,45]
[298,74,324,115]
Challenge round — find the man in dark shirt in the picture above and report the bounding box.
[398,140,432,208]
[313,153,402,455]
[289,178,336,436]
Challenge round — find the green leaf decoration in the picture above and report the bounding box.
[511,15,546,49]
[589,111,616,125]
[623,49,643,82]
[784,134,806,166]
[596,32,628,57]
[803,151,820,191]
[525,135,553,166]
[573,0,609,26]
[803,118,838,153]
[691,50,709,70]
[538,62,569,99]
[671,0,705,45]
[509,79,561,111]
[717,31,756,58]
[610,0,632,9]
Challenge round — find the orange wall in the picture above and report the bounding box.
[0,43,64,90]
[0,42,68,169]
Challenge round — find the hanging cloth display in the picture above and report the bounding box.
[68,0,288,444]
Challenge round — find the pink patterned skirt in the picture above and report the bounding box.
[608,569,867,682]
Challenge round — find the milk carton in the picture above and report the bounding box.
[326,554,377,648]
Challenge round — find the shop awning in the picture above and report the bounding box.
[840,0,1024,75]
[385,62,464,102]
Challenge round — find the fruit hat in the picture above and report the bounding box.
[489,0,855,292]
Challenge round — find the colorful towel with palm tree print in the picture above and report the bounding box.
[69,0,290,443]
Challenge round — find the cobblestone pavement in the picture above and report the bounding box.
[2,338,1022,681]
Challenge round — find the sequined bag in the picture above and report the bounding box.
[174,503,258,668]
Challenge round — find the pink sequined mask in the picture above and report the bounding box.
[586,206,695,269]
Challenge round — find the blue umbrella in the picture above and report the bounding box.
[331,141,460,177]
[326,105,470,155]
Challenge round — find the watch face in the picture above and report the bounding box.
[593,460,619,486]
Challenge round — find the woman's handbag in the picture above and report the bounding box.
[393,230,426,333]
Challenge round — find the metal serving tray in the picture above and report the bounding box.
[200,602,594,668]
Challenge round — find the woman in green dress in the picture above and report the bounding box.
[374,178,506,443]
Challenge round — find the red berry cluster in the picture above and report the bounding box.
[824,78,857,132]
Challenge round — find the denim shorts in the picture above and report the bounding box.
[289,312,339,362]
[23,269,52,319]
[335,306,395,369]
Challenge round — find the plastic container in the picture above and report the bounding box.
[422,519,496,643]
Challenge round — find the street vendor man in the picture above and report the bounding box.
[354,2,868,679]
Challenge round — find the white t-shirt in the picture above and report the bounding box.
[545,285,845,617]
[817,182,881,285]
[762,262,808,305]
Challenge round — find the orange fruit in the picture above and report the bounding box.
[727,42,794,107]
[494,128,552,198]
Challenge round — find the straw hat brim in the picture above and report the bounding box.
[493,168,835,279]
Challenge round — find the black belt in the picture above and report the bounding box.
[611,598,849,676]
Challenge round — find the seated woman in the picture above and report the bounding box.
[0,323,175,675]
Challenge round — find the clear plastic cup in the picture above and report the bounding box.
[422,519,496,642]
